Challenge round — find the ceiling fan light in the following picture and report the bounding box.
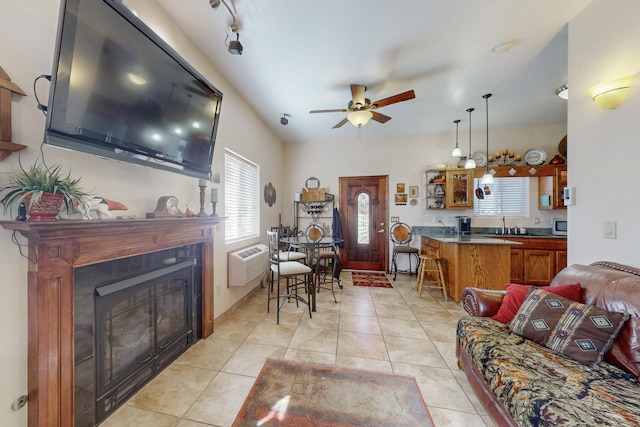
[347,110,373,127]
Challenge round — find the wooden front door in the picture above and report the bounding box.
[339,176,388,271]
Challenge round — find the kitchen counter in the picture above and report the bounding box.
[420,233,520,245]
[418,230,522,302]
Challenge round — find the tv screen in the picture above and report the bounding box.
[45,0,223,180]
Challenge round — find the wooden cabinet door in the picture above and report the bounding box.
[555,250,568,275]
[554,167,568,209]
[445,169,473,209]
[510,248,524,284]
[524,249,555,285]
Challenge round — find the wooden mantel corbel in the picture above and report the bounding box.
[0,66,28,161]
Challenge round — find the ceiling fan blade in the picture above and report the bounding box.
[350,84,366,107]
[309,109,347,114]
[332,117,349,129]
[372,90,416,108]
[370,111,392,123]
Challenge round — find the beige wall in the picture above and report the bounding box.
[0,1,284,425]
[567,0,640,265]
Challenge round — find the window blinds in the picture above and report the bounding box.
[224,149,259,241]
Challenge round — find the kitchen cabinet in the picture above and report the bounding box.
[425,169,447,209]
[446,169,474,209]
[538,165,567,210]
[425,168,474,210]
[421,235,516,302]
[503,237,567,285]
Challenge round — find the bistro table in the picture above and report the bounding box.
[280,236,344,312]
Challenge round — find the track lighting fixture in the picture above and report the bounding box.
[209,0,243,54]
[280,114,289,125]
[228,33,243,55]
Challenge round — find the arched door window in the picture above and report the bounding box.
[357,192,370,244]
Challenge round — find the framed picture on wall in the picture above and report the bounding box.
[409,186,419,198]
[396,183,405,193]
[395,193,407,205]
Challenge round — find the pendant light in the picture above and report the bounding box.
[480,94,494,185]
[464,108,476,169]
[451,119,462,157]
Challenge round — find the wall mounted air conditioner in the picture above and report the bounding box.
[227,244,269,287]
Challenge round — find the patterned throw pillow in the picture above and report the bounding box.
[491,283,582,324]
[510,287,629,365]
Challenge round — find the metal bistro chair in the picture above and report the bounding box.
[267,230,312,324]
[390,222,420,280]
[306,224,339,303]
[270,226,307,263]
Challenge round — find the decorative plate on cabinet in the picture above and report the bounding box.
[524,148,547,165]
[472,152,487,167]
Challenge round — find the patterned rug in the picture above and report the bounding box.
[232,359,433,427]
[351,271,394,288]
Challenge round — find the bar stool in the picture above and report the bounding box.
[416,254,447,300]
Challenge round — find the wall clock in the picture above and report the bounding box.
[146,196,184,218]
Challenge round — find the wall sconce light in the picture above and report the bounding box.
[555,84,568,99]
[347,110,373,127]
[588,76,634,110]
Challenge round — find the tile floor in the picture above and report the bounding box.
[102,272,496,427]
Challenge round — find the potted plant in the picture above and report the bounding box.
[0,159,87,222]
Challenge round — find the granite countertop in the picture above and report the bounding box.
[415,229,522,245]
[413,226,567,242]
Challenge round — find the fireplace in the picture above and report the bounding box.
[0,218,217,427]
[74,245,202,425]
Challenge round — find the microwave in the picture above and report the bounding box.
[552,218,568,236]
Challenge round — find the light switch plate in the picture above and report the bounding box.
[391,216,399,222]
[604,221,617,239]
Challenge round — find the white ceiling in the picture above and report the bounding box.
[155,0,591,144]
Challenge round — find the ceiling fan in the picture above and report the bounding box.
[309,84,416,129]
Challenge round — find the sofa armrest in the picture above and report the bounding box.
[461,287,506,317]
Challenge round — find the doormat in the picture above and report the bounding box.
[351,271,394,288]
[232,358,433,427]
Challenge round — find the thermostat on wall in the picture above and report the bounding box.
[563,186,576,206]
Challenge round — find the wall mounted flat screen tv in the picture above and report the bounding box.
[45,0,223,180]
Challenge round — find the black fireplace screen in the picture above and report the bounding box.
[74,245,202,426]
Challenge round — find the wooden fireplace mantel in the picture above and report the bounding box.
[1,217,218,427]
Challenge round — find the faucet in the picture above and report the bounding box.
[501,216,506,235]
[438,220,449,234]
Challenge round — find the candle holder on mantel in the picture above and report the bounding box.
[210,201,218,217]
[197,181,209,217]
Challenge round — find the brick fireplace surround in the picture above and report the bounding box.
[1,217,217,427]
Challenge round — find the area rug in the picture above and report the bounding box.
[232,358,433,427]
[351,271,393,288]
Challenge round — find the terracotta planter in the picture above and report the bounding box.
[24,193,65,222]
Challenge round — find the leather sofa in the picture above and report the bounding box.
[457,261,640,426]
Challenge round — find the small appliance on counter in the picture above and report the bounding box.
[455,216,472,235]
[552,218,568,236]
